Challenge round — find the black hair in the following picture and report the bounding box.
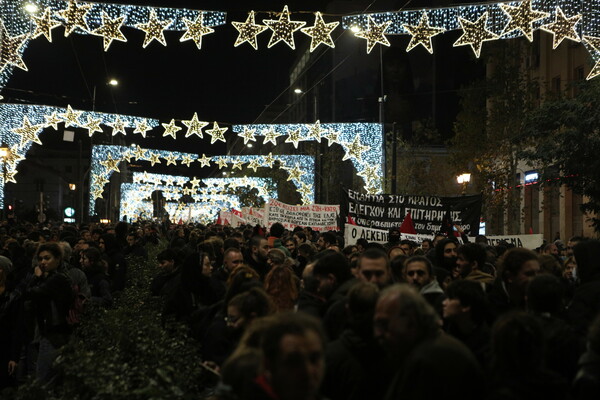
[526,274,565,314]
[446,279,488,324]
[457,243,487,269]
[269,223,285,238]
[312,249,352,284]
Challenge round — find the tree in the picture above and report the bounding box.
[521,78,600,232]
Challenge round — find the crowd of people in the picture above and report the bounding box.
[1,220,600,399]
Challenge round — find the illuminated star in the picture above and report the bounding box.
[354,16,392,54]
[135,9,173,48]
[182,187,194,196]
[342,136,370,162]
[232,10,268,50]
[5,146,25,170]
[216,157,228,169]
[246,158,261,172]
[358,165,380,183]
[59,105,83,127]
[262,127,280,145]
[180,154,195,167]
[263,5,306,49]
[198,154,212,167]
[0,20,30,72]
[100,153,121,173]
[301,12,339,52]
[305,120,327,143]
[190,177,201,188]
[453,12,499,58]
[132,145,147,160]
[323,129,341,146]
[12,116,44,148]
[162,119,182,139]
[163,176,175,186]
[540,7,581,49]
[301,195,312,205]
[82,115,103,137]
[500,1,549,42]
[285,128,303,148]
[107,115,127,136]
[206,122,228,144]
[238,127,257,144]
[263,152,276,168]
[365,184,380,195]
[583,36,600,80]
[92,12,127,51]
[285,164,304,182]
[231,160,245,170]
[403,11,445,54]
[58,0,92,37]
[43,112,63,130]
[91,187,104,199]
[183,112,208,138]
[30,6,62,42]
[165,154,178,166]
[180,13,214,49]
[133,119,152,138]
[298,182,313,197]
[141,171,150,182]
[148,152,161,166]
[96,176,109,187]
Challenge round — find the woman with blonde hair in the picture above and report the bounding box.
[264,249,299,312]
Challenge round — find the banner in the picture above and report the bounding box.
[344,225,437,246]
[265,199,340,231]
[242,207,265,227]
[485,234,543,250]
[343,189,482,235]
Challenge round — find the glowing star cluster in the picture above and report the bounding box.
[354,16,392,54]
[232,11,267,50]
[403,12,445,54]
[301,12,339,52]
[499,1,549,42]
[263,5,306,49]
[453,12,499,58]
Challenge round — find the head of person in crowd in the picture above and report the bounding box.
[456,243,488,278]
[293,231,307,245]
[567,236,584,257]
[224,266,262,308]
[312,250,352,299]
[421,239,433,252]
[398,239,414,256]
[317,232,337,252]
[82,247,107,275]
[100,233,121,255]
[347,282,380,339]
[126,232,139,248]
[432,233,446,247]
[230,231,245,251]
[538,254,562,277]
[443,279,488,326]
[388,246,404,261]
[156,249,178,273]
[264,264,299,312]
[435,238,459,271]
[283,237,297,257]
[226,287,274,342]
[297,243,316,263]
[342,245,358,260]
[250,236,269,262]
[36,242,64,274]
[357,248,391,289]
[267,248,287,269]
[223,247,244,274]
[498,248,540,308]
[356,238,369,253]
[91,228,103,242]
[475,235,488,245]
[562,256,576,281]
[388,228,401,245]
[542,242,559,257]
[403,255,435,290]
[374,284,440,360]
[573,239,600,284]
[526,274,565,316]
[269,222,285,239]
[80,229,92,242]
[223,237,241,252]
[258,312,326,400]
[390,255,408,283]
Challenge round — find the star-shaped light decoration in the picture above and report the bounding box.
[164,154,178,166]
[58,0,92,37]
[263,152,276,168]
[132,145,147,160]
[12,116,44,148]
[357,165,380,184]
[285,164,304,182]
[285,128,303,148]
[141,171,150,182]
[43,112,63,130]
[216,157,229,169]
[30,6,62,42]
[232,10,268,50]
[180,154,195,167]
[122,149,135,163]
[500,1,549,42]
[0,20,30,72]
[148,152,161,166]
[323,129,341,147]
[163,176,175,186]
[96,175,109,187]
[162,119,182,139]
[100,153,121,173]
[301,12,339,52]
[403,11,445,54]
[206,122,228,144]
[238,127,257,144]
[198,154,212,167]
[91,12,127,51]
[133,119,152,138]
[246,158,262,172]
[583,36,600,80]
[262,127,281,145]
[540,7,581,49]
[108,115,127,136]
[305,120,327,143]
[263,5,306,49]
[4,146,25,171]
[181,186,193,196]
[189,177,201,188]
[298,182,313,197]
[453,12,499,58]
[135,9,173,48]
[365,183,380,195]
[183,112,208,138]
[91,187,104,200]
[354,16,392,54]
[180,13,214,49]
[82,115,103,137]
[232,160,245,170]
[342,136,370,162]
[59,105,82,127]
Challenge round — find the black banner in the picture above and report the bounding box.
[343,189,482,235]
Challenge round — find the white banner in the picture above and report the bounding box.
[265,199,339,231]
[242,207,266,227]
[485,234,543,250]
[344,225,437,246]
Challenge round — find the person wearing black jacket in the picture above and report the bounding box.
[99,233,128,292]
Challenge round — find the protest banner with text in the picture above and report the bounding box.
[265,199,340,231]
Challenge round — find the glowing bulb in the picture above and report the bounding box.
[108,79,119,86]
[24,3,38,14]
[350,25,361,33]
[294,88,303,94]
[247,143,253,148]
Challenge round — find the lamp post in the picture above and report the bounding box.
[92,79,119,111]
[456,173,471,195]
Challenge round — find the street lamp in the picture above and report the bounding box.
[457,173,471,195]
[293,88,303,94]
[92,78,119,111]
